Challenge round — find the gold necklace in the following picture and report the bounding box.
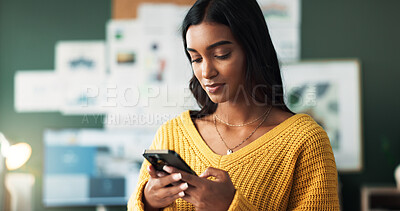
[215,108,270,127]
[213,106,272,155]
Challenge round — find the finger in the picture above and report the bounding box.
[163,166,202,186]
[156,173,183,187]
[165,190,186,203]
[147,165,158,178]
[159,182,189,199]
[181,184,196,195]
[157,171,168,178]
[199,167,227,181]
[162,165,176,174]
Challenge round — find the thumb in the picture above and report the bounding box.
[147,165,158,178]
[199,167,228,181]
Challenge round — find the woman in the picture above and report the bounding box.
[128,0,340,210]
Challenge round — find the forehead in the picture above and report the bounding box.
[186,22,236,48]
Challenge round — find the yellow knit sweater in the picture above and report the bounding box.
[128,111,340,210]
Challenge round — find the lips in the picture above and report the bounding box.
[204,83,225,93]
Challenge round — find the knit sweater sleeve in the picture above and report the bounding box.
[287,127,340,210]
[127,123,177,211]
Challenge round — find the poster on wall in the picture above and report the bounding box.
[61,75,108,115]
[257,0,301,62]
[56,41,106,75]
[104,3,198,129]
[14,71,63,112]
[281,60,362,172]
[55,41,108,115]
[107,20,142,76]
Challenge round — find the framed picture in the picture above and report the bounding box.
[281,60,362,172]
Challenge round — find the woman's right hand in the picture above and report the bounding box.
[143,165,189,210]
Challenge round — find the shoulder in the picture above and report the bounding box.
[292,114,328,139]
[272,111,330,147]
[272,113,336,172]
[274,109,326,134]
[292,114,325,131]
[151,110,193,148]
[288,113,332,154]
[155,110,193,134]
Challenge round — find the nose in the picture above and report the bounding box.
[201,59,218,79]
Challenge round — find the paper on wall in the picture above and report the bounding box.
[257,0,301,25]
[55,40,109,115]
[257,0,301,62]
[60,74,108,115]
[14,71,63,112]
[104,4,198,129]
[268,26,300,63]
[107,20,143,76]
[56,41,106,76]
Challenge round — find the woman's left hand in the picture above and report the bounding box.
[163,166,235,211]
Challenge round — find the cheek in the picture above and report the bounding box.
[235,55,247,78]
[192,66,203,83]
[227,57,246,79]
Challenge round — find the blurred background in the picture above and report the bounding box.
[0,0,399,210]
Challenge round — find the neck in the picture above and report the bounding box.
[214,100,271,125]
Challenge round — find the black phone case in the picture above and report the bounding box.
[143,149,197,175]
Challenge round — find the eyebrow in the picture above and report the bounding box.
[187,40,233,52]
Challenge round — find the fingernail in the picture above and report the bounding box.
[178,191,185,197]
[172,173,182,180]
[180,183,188,190]
[163,165,173,173]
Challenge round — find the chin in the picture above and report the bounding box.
[207,94,227,104]
[203,86,233,104]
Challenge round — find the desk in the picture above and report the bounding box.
[361,186,400,211]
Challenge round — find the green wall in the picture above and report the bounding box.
[1,0,400,211]
[302,0,400,210]
[0,0,112,210]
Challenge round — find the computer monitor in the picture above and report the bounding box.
[42,128,155,207]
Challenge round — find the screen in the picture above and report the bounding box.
[42,128,155,207]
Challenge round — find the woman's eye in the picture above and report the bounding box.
[215,52,231,60]
[191,58,202,63]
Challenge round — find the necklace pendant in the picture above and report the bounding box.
[227,149,233,155]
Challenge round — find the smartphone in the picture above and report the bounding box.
[143,149,197,175]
